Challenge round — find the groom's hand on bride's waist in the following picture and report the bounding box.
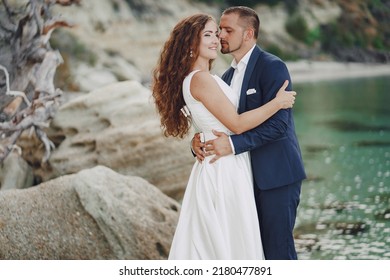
[206,130,233,164]
[192,133,206,163]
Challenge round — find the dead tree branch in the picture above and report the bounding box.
[0,0,79,163]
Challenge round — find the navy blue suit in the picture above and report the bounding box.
[222,46,306,259]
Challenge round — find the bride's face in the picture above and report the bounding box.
[197,20,219,61]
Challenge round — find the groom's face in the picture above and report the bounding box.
[219,13,245,54]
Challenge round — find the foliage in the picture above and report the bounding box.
[193,0,389,62]
[263,43,299,61]
[285,14,324,48]
[285,12,308,42]
[226,0,269,7]
[320,0,390,52]
[193,0,291,8]
[367,0,390,51]
[305,27,321,46]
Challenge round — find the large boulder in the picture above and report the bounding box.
[0,165,180,259]
[45,80,195,201]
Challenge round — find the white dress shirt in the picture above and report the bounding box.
[228,45,256,154]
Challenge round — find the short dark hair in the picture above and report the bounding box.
[222,6,260,39]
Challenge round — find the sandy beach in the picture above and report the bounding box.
[287,61,390,84]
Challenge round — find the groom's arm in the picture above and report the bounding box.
[207,59,291,162]
[231,59,291,154]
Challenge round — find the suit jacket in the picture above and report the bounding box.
[222,46,306,190]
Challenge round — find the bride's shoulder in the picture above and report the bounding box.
[191,70,215,85]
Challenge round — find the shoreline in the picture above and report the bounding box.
[286,61,390,84]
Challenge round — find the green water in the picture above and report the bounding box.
[293,75,390,260]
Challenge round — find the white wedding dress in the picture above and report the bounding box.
[168,70,264,260]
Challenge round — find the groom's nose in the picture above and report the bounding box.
[219,29,226,39]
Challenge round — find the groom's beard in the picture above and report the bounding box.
[220,40,242,54]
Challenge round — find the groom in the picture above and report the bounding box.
[193,6,306,259]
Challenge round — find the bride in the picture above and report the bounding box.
[151,13,296,259]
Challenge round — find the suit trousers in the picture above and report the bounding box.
[254,181,302,260]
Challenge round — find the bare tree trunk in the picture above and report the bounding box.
[0,0,80,163]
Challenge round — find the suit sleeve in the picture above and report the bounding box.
[230,59,292,155]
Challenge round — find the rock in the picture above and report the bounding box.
[68,49,143,92]
[46,81,195,201]
[52,0,222,79]
[0,149,34,191]
[333,47,390,63]
[334,222,368,235]
[73,63,119,92]
[107,53,142,83]
[0,165,180,259]
[297,0,342,29]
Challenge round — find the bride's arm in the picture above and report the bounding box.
[191,71,295,135]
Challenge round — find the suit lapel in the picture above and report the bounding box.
[238,46,261,113]
[222,66,235,85]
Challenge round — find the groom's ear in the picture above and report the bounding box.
[244,28,255,41]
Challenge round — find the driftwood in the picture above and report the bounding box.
[0,0,80,163]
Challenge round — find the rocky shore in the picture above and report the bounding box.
[288,61,390,84]
[0,166,179,259]
[1,58,388,259]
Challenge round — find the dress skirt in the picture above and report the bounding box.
[168,152,264,260]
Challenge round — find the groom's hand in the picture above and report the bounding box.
[192,133,206,163]
[205,130,233,163]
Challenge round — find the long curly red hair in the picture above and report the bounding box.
[152,14,215,138]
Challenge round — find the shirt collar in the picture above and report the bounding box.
[230,45,256,71]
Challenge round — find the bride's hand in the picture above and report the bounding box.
[275,80,296,109]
